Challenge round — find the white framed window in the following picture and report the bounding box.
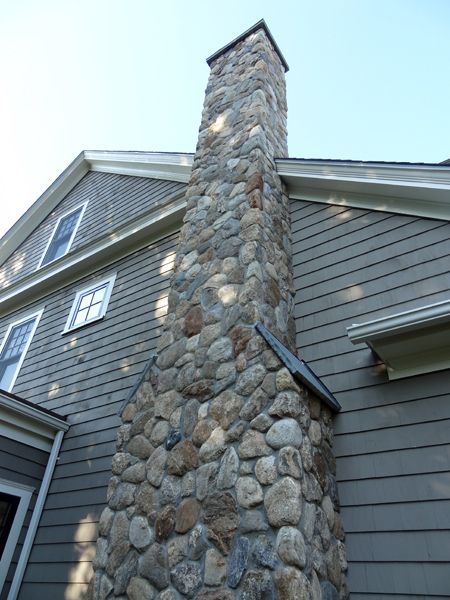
[0,310,43,392]
[38,202,87,268]
[63,275,116,334]
[0,478,33,592]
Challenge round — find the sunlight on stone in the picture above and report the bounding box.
[210,113,227,133]
[218,284,238,306]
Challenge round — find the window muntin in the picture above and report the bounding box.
[63,275,116,333]
[0,311,42,392]
[39,202,87,268]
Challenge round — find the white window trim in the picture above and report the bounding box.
[62,274,116,334]
[0,310,43,393]
[37,201,88,270]
[0,478,33,593]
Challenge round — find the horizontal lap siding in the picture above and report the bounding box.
[291,199,450,598]
[0,171,185,289]
[0,230,178,598]
[0,436,48,600]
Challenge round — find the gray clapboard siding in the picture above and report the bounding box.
[19,582,88,600]
[291,198,450,598]
[0,229,179,598]
[0,436,49,600]
[0,171,185,290]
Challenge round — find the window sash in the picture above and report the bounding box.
[39,203,87,268]
[63,275,116,334]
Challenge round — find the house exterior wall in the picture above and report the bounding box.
[291,198,450,598]
[0,436,48,600]
[0,172,185,291]
[0,193,180,598]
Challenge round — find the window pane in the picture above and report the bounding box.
[73,307,89,326]
[79,292,94,310]
[0,317,36,389]
[0,361,19,391]
[0,492,19,560]
[42,206,83,266]
[87,303,102,320]
[92,287,106,304]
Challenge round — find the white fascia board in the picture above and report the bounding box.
[0,392,68,433]
[85,151,193,183]
[276,159,450,221]
[347,299,450,380]
[0,150,192,269]
[0,193,186,318]
[0,153,88,265]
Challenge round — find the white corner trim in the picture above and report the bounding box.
[8,430,65,600]
[347,299,450,380]
[277,159,450,221]
[0,478,33,595]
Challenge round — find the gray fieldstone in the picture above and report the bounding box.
[236,476,264,508]
[278,446,302,479]
[146,446,168,487]
[127,576,156,600]
[138,543,169,590]
[170,562,203,597]
[207,337,234,362]
[240,569,275,599]
[167,535,188,568]
[199,426,227,462]
[276,527,306,568]
[196,462,219,501]
[252,535,278,570]
[269,391,302,418]
[274,567,311,600]
[235,364,266,395]
[204,548,227,586]
[266,418,302,449]
[130,515,153,550]
[255,455,277,485]
[160,475,181,506]
[228,536,250,588]
[239,430,271,459]
[264,477,302,527]
[217,446,239,489]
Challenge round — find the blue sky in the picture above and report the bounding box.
[1,0,449,236]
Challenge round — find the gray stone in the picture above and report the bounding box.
[199,424,228,461]
[130,515,153,549]
[167,440,199,476]
[122,462,146,483]
[309,420,322,446]
[192,418,218,447]
[217,446,239,489]
[110,511,129,547]
[228,536,250,588]
[210,390,243,430]
[98,506,114,537]
[92,537,108,569]
[188,524,208,560]
[275,367,299,392]
[236,476,264,508]
[276,527,306,568]
[196,462,219,501]
[160,475,181,506]
[181,471,196,497]
[139,543,169,590]
[240,389,269,421]
[238,430,271,459]
[274,567,311,600]
[171,562,203,598]
[183,399,200,437]
[278,446,302,479]
[147,446,168,487]
[264,477,302,527]
[109,482,136,510]
[114,550,138,594]
[255,456,277,485]
[167,535,188,568]
[252,535,278,570]
[300,501,316,541]
[266,418,302,449]
[300,436,313,472]
[322,495,335,529]
[241,510,269,533]
[321,581,339,600]
[204,548,227,586]
[150,420,170,447]
[207,337,234,362]
[165,429,182,450]
[250,413,274,432]
[235,364,266,396]
[112,452,134,475]
[240,569,275,599]
[269,391,302,418]
[127,576,156,599]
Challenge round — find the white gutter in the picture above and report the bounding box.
[8,430,65,600]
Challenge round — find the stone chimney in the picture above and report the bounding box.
[90,20,347,599]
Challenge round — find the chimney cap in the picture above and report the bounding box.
[206,19,289,72]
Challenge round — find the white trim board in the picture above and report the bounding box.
[347,299,450,380]
[277,159,450,221]
[0,193,185,318]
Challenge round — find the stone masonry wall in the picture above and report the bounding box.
[90,23,347,599]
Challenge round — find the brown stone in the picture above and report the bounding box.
[155,505,176,542]
[313,451,328,489]
[175,498,201,533]
[209,390,243,430]
[183,379,215,401]
[245,172,264,194]
[229,325,253,356]
[203,491,239,554]
[183,306,203,337]
[135,482,158,517]
[167,440,199,476]
[192,418,218,447]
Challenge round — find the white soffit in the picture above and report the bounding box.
[347,299,450,380]
[0,391,68,451]
[277,159,450,221]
